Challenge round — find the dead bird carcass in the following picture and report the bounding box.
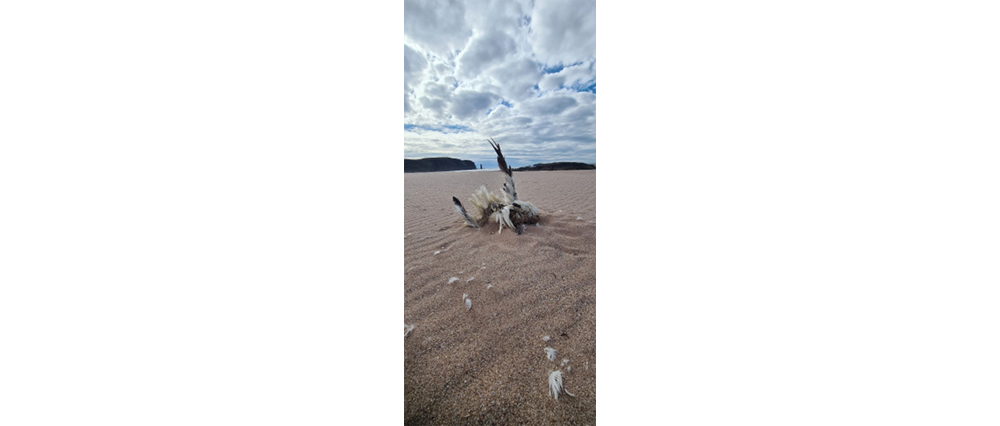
[452,138,540,234]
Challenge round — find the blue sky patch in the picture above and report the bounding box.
[570,81,596,94]
[541,61,583,74]
[404,124,473,134]
[542,64,564,74]
[486,100,516,117]
[485,100,514,117]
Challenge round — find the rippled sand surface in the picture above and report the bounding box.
[404,170,596,425]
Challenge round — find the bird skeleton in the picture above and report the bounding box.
[452,138,540,234]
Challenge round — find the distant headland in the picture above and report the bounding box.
[404,157,477,173]
[404,158,596,173]
[513,162,596,171]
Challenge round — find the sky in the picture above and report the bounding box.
[404,0,596,168]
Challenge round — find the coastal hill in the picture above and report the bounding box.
[513,162,596,172]
[404,157,477,173]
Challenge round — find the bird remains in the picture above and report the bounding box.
[452,138,540,234]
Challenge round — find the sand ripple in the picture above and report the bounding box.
[404,170,596,424]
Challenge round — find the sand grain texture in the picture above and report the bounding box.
[404,170,596,425]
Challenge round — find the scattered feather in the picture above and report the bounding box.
[548,370,576,400]
[404,323,414,337]
[466,277,474,283]
[462,293,468,301]
[566,365,571,372]
[448,277,458,284]
[433,250,441,255]
[542,335,551,342]
[561,358,570,366]
[576,216,583,221]
[544,347,557,361]
[486,284,493,290]
[465,298,472,310]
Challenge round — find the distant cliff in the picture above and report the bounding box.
[404,157,477,173]
[513,162,596,172]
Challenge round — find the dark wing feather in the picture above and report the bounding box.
[452,196,479,227]
[488,138,518,201]
[489,138,512,176]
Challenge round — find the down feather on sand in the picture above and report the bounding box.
[548,370,576,401]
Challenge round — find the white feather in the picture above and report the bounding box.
[465,298,472,310]
[491,211,505,234]
[547,370,575,400]
[548,370,562,400]
[448,277,458,284]
[404,323,414,337]
[544,347,557,361]
[501,205,514,230]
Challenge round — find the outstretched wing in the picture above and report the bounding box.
[488,138,518,202]
[452,196,479,228]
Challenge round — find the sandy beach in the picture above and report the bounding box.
[404,169,597,425]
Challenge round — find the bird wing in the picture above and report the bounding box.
[488,138,518,202]
[452,196,479,227]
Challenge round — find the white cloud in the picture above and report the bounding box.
[403,44,428,113]
[449,90,500,120]
[522,93,578,116]
[489,58,542,102]
[455,31,517,80]
[404,0,596,166]
[539,60,596,91]
[462,0,532,35]
[530,0,597,66]
[403,0,472,58]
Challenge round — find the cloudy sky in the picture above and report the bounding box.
[404,0,596,168]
